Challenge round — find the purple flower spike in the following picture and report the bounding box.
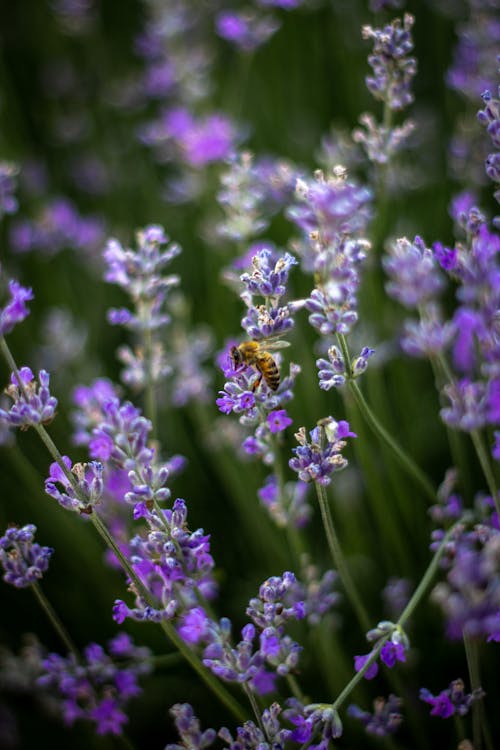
[420,679,484,719]
[362,14,416,111]
[0,524,53,588]
[0,279,34,336]
[45,456,103,514]
[0,367,58,430]
[289,417,355,486]
[348,694,403,737]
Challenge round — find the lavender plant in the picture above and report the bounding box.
[0,3,499,749]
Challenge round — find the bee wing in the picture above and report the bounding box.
[265,340,291,351]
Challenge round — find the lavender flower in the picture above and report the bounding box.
[289,418,356,486]
[45,456,104,514]
[219,703,292,750]
[420,678,484,718]
[362,14,417,111]
[431,523,500,640]
[9,198,104,258]
[478,85,500,204]
[0,367,58,430]
[0,279,33,336]
[0,525,53,588]
[37,633,151,735]
[166,703,217,750]
[104,225,181,334]
[215,11,279,52]
[113,499,216,624]
[284,699,343,745]
[257,474,312,528]
[384,235,444,308]
[348,694,403,736]
[316,344,375,389]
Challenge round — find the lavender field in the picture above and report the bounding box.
[0,1,499,748]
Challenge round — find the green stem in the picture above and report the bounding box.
[329,517,465,712]
[143,326,158,443]
[31,582,79,657]
[338,337,435,503]
[287,673,307,703]
[314,481,371,633]
[243,684,265,735]
[470,430,500,517]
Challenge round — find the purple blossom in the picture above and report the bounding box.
[440,378,487,432]
[267,409,292,433]
[257,474,312,528]
[0,279,33,336]
[166,703,217,750]
[246,572,305,629]
[0,367,58,429]
[219,703,292,750]
[104,225,181,334]
[348,695,403,736]
[362,14,416,111]
[45,456,103,514]
[216,11,279,52]
[37,633,151,735]
[420,679,484,718]
[0,524,53,588]
[284,699,343,745]
[112,499,217,624]
[401,307,455,359]
[384,235,444,309]
[9,198,105,258]
[354,652,379,680]
[431,524,500,641]
[240,248,298,301]
[288,170,372,243]
[289,418,356,486]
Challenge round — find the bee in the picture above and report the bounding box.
[230,338,290,392]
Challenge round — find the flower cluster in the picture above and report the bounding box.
[0,524,53,588]
[202,572,305,691]
[37,633,152,735]
[478,83,500,207]
[362,14,416,111]
[420,678,484,719]
[0,278,33,337]
[113,499,216,624]
[10,197,104,258]
[431,522,500,641]
[216,11,279,52]
[284,699,343,746]
[287,168,373,386]
[316,344,375,390]
[348,694,403,737]
[0,367,58,430]
[45,456,104,514]
[289,418,356,486]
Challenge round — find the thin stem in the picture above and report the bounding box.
[329,517,465,712]
[287,673,307,703]
[314,481,371,632]
[337,334,435,503]
[470,430,500,517]
[143,325,158,442]
[31,582,79,657]
[243,684,266,736]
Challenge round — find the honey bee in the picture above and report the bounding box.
[230,339,290,391]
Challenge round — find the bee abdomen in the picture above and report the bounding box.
[258,356,280,391]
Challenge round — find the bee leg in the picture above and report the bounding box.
[251,374,263,392]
